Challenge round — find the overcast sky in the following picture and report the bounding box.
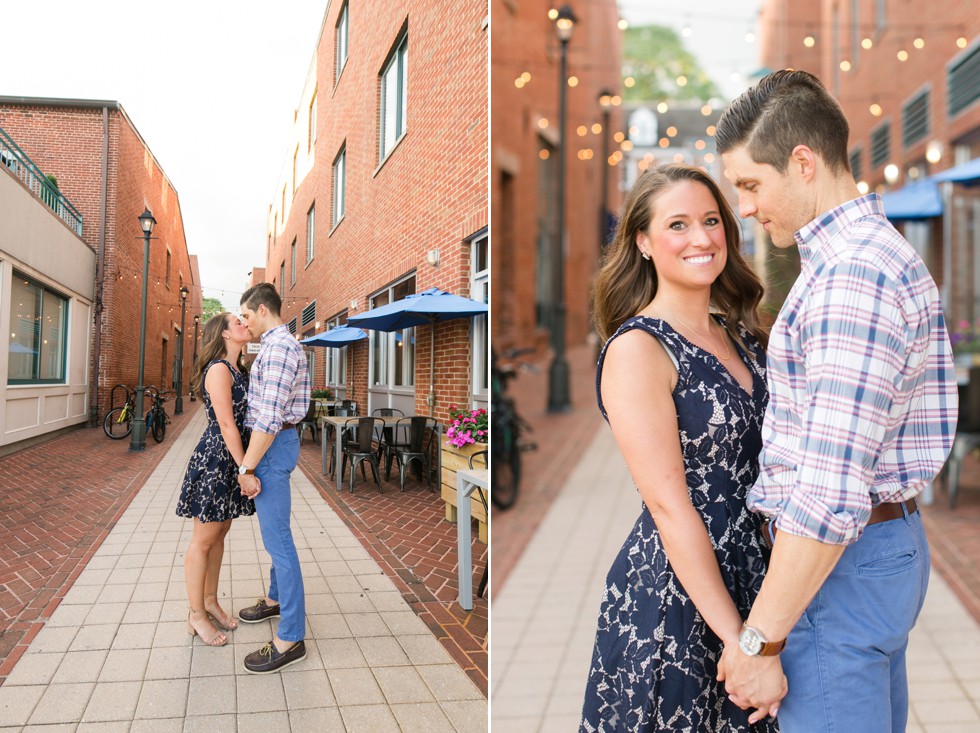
[1,1,327,311]
[617,0,762,100]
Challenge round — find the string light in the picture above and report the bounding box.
[897,49,909,61]
[913,37,925,49]
[804,35,816,47]
[840,60,851,71]
[862,38,873,49]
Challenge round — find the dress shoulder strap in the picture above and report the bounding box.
[595,316,687,421]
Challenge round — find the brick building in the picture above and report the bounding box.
[0,126,95,450]
[0,98,203,422]
[491,0,623,357]
[260,0,488,420]
[756,2,980,323]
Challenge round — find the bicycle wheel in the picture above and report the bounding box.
[103,406,133,439]
[491,422,520,509]
[150,409,167,443]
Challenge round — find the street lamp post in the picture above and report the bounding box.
[598,90,614,254]
[175,285,189,414]
[129,208,155,451]
[190,313,200,402]
[547,3,576,413]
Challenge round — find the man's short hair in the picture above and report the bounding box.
[240,282,282,318]
[715,69,851,176]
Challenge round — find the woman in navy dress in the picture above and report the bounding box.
[177,312,257,646]
[582,165,778,731]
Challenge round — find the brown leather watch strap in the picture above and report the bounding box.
[758,637,787,657]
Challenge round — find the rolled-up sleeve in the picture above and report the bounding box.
[776,259,906,545]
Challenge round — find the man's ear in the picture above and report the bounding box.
[789,145,817,181]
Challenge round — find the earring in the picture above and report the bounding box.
[641,251,650,261]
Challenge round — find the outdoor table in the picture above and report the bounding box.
[455,466,488,611]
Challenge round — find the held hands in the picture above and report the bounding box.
[237,473,262,499]
[717,643,787,724]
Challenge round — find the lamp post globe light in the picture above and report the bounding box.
[175,285,189,414]
[130,208,156,451]
[190,313,200,402]
[548,3,576,413]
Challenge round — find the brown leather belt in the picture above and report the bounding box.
[282,422,295,431]
[759,498,918,549]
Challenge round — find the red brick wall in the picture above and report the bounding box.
[270,0,488,422]
[0,101,202,419]
[491,0,623,355]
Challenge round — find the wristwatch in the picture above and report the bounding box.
[238,464,254,476]
[738,623,786,657]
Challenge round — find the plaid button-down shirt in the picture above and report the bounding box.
[751,194,958,545]
[245,324,310,435]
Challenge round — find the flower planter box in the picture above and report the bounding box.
[440,440,488,544]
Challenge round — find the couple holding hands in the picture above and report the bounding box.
[581,70,958,732]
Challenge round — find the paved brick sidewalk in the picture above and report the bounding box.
[296,442,489,696]
[490,342,604,596]
[0,407,198,681]
[0,408,486,730]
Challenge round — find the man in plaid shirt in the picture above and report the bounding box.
[236,283,311,674]
[715,70,958,731]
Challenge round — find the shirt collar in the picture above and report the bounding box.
[794,193,885,265]
[260,323,288,343]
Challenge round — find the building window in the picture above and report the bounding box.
[902,90,930,149]
[379,33,408,162]
[470,231,489,408]
[369,275,415,390]
[292,146,299,195]
[333,145,346,227]
[870,122,891,169]
[948,44,980,118]
[166,249,172,286]
[280,262,285,297]
[307,203,315,262]
[849,147,863,182]
[302,301,316,327]
[326,313,348,388]
[308,91,317,152]
[8,272,68,384]
[281,185,286,221]
[336,3,349,81]
[290,240,297,287]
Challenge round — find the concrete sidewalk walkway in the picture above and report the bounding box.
[0,409,485,732]
[491,428,980,733]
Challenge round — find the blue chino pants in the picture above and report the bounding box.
[253,428,306,643]
[778,506,930,733]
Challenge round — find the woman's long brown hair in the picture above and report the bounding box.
[592,164,768,350]
[190,312,247,398]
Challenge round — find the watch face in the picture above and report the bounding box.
[739,628,763,656]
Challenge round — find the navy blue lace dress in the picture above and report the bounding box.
[580,316,777,733]
[176,359,255,523]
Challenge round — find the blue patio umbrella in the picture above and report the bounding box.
[348,287,489,414]
[299,325,367,348]
[300,326,366,402]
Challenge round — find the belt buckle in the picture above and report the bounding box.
[759,518,775,550]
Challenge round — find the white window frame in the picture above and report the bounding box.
[308,91,317,152]
[368,275,416,399]
[379,33,408,162]
[326,314,348,389]
[336,3,349,81]
[470,231,488,409]
[333,145,346,228]
[306,203,315,263]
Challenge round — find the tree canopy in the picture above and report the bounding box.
[201,297,225,323]
[622,25,720,102]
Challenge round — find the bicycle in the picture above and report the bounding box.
[490,348,537,510]
[145,387,175,443]
[103,384,135,439]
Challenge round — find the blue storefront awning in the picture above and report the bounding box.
[933,157,980,186]
[881,180,944,221]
